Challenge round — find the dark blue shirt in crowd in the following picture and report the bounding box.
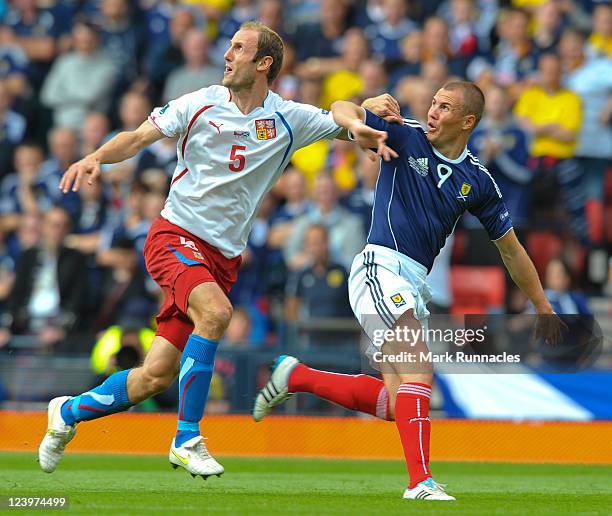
[469,117,532,227]
[364,110,513,272]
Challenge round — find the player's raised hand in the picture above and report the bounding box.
[59,155,101,193]
[534,312,568,346]
[361,93,403,124]
[349,120,399,162]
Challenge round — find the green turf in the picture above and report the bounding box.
[0,452,611,515]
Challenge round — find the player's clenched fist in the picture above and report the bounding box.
[59,155,101,193]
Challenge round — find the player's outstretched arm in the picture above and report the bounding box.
[59,120,165,193]
[494,229,566,344]
[330,100,398,162]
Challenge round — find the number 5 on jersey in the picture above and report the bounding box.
[229,144,246,172]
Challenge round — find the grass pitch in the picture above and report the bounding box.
[0,452,611,515]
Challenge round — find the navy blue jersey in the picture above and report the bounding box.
[364,110,513,272]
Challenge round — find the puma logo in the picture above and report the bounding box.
[209,121,224,134]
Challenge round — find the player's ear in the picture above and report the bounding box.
[256,55,273,75]
[463,114,476,131]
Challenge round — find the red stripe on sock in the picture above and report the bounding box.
[179,374,196,420]
[395,383,432,488]
[78,404,106,413]
[288,364,390,420]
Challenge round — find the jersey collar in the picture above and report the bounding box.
[431,145,468,164]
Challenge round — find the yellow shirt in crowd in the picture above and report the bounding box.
[514,86,582,159]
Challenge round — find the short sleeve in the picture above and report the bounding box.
[288,103,341,149]
[468,171,514,241]
[364,110,419,152]
[148,94,193,138]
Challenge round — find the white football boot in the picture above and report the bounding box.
[38,396,77,473]
[252,355,300,422]
[403,478,456,501]
[169,436,224,479]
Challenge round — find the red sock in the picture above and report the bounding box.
[395,383,432,488]
[288,364,390,420]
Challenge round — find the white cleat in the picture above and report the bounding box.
[169,436,224,479]
[252,355,300,422]
[403,478,456,501]
[38,396,77,473]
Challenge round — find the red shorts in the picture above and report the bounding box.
[143,217,241,350]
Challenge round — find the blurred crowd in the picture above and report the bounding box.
[0,0,611,357]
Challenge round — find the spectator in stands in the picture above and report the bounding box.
[1,0,60,89]
[514,52,587,239]
[587,3,611,59]
[257,0,285,37]
[544,258,591,315]
[359,59,388,101]
[269,168,312,245]
[341,149,379,233]
[98,0,141,86]
[102,92,151,184]
[64,181,108,254]
[144,8,196,93]
[40,20,117,130]
[163,29,223,102]
[7,206,87,343]
[421,16,451,63]
[468,8,538,93]
[0,143,56,233]
[561,28,612,244]
[0,226,16,336]
[0,80,26,179]
[285,223,353,346]
[388,30,422,90]
[284,172,365,271]
[368,0,417,65]
[293,0,348,61]
[446,0,480,59]
[396,77,435,121]
[470,85,532,229]
[0,39,29,99]
[212,0,257,64]
[421,57,451,91]
[41,127,81,215]
[301,28,369,109]
[94,236,152,331]
[532,0,563,52]
[81,112,110,157]
[223,307,254,348]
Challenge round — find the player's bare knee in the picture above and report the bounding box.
[192,301,233,338]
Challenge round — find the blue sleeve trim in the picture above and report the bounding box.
[275,111,293,171]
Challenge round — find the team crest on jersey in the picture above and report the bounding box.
[408,157,429,177]
[193,251,204,261]
[255,119,276,140]
[390,293,406,308]
[457,182,472,201]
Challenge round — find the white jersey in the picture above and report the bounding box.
[148,85,341,258]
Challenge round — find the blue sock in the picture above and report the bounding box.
[175,334,218,447]
[60,369,133,426]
